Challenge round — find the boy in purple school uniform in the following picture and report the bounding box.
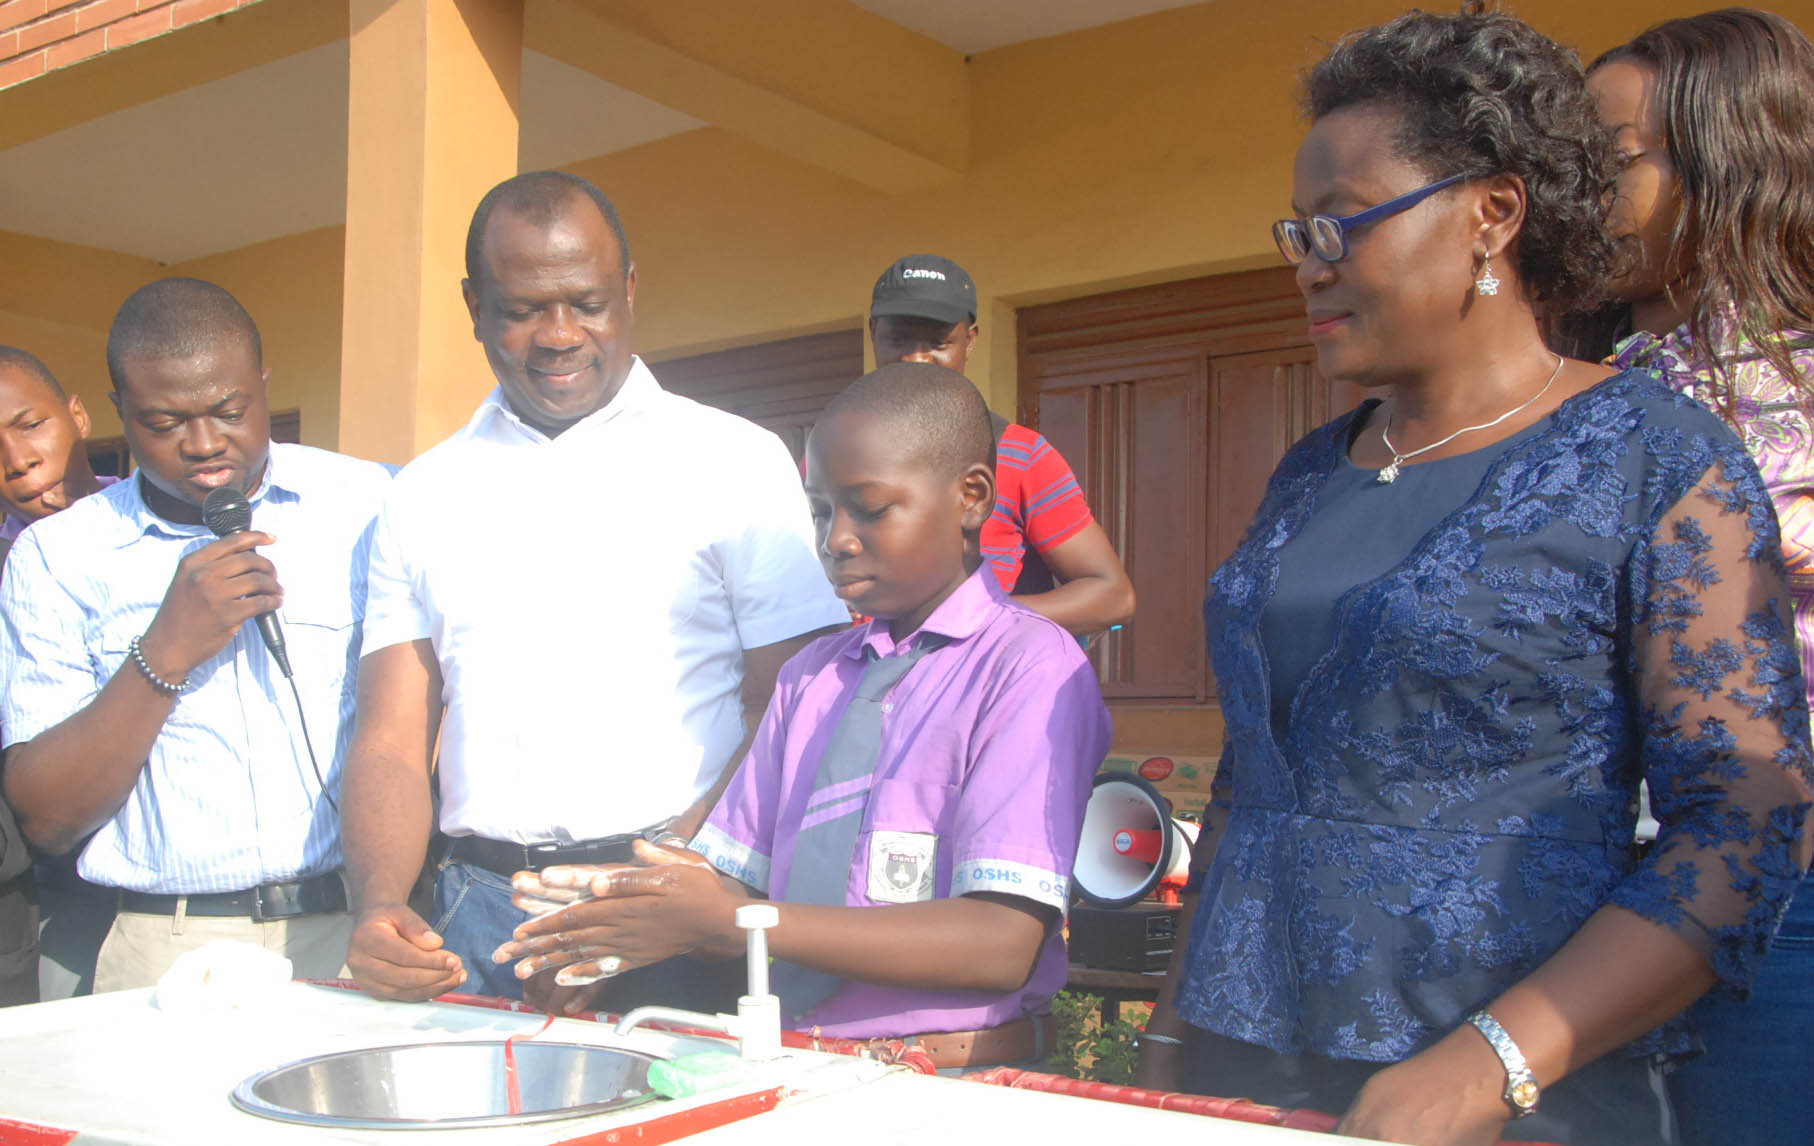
[494,362,1110,1066]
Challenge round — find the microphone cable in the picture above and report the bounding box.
[285,666,339,817]
[200,487,340,818]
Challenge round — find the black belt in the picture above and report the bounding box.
[116,871,347,922]
[447,832,640,876]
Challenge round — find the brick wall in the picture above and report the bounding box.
[0,0,262,90]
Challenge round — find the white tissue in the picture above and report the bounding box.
[152,940,293,1013]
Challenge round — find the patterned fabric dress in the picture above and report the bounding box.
[1175,369,1813,1064]
[1612,325,1814,712]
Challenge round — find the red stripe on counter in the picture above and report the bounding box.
[0,1117,80,1145]
[548,1087,786,1145]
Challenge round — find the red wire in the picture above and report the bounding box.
[504,1012,557,1115]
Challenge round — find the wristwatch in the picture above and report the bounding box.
[1466,1010,1540,1119]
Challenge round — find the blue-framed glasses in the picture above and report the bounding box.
[1273,174,1467,265]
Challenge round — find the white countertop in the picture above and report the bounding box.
[0,984,1364,1144]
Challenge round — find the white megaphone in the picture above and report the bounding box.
[1072,772,1199,908]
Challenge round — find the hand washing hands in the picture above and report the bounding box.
[494,839,735,990]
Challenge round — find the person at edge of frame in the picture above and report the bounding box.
[1138,7,1811,1146]
[0,346,120,1006]
[1572,11,1814,1145]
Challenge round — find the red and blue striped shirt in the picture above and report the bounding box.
[982,422,1093,591]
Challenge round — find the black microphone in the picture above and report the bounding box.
[201,486,293,679]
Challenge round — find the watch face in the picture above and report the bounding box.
[1510,1078,1540,1110]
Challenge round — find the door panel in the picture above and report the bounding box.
[1042,360,1207,700]
[650,330,863,465]
[1018,268,1363,779]
[1210,349,1364,574]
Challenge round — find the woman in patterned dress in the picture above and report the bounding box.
[1585,10,1814,1144]
[1136,8,1812,1146]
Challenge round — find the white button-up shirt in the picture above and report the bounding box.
[0,444,395,894]
[362,358,847,843]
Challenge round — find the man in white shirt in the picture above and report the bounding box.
[0,279,393,991]
[343,171,847,1009]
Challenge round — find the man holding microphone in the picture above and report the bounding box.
[0,278,392,989]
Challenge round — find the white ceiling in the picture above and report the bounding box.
[849,0,1207,54]
[0,1,1208,264]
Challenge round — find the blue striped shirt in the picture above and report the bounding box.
[0,444,393,894]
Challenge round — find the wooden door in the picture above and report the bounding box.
[649,330,864,464]
[1211,349,1364,571]
[1041,353,1207,702]
[1019,268,1362,797]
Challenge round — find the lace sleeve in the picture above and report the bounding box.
[1611,449,1814,993]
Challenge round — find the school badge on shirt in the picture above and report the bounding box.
[867,831,937,903]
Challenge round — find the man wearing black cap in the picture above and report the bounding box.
[869,255,1134,637]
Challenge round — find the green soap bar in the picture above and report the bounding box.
[648,1051,753,1099]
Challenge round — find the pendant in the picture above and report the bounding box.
[1377,460,1400,484]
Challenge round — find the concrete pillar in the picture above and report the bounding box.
[338,0,522,464]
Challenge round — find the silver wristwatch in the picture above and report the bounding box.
[1466,1010,1539,1119]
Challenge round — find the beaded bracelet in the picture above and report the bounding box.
[128,634,190,696]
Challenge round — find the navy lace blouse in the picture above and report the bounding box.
[1176,370,1813,1063]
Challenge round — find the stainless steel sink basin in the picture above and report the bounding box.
[231,1040,663,1129]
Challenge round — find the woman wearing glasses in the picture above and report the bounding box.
[1136,7,1811,1146]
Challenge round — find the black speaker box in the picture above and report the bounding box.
[1067,902,1181,971]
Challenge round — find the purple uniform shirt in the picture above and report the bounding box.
[693,566,1111,1038]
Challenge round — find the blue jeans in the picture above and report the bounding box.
[431,861,744,1011]
[1669,873,1814,1146]
[432,861,533,999]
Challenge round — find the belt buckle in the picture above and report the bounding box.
[251,882,299,923]
[251,883,277,923]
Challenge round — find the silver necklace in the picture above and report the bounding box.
[1376,354,1565,484]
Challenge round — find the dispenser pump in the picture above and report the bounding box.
[734,904,782,1060]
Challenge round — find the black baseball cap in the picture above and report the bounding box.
[869,255,977,326]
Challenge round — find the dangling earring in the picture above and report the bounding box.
[1475,252,1501,297]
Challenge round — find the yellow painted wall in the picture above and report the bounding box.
[6,0,1813,450]
[568,0,1814,416]
[0,309,119,438]
[166,226,346,450]
[0,226,345,453]
[0,228,156,440]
